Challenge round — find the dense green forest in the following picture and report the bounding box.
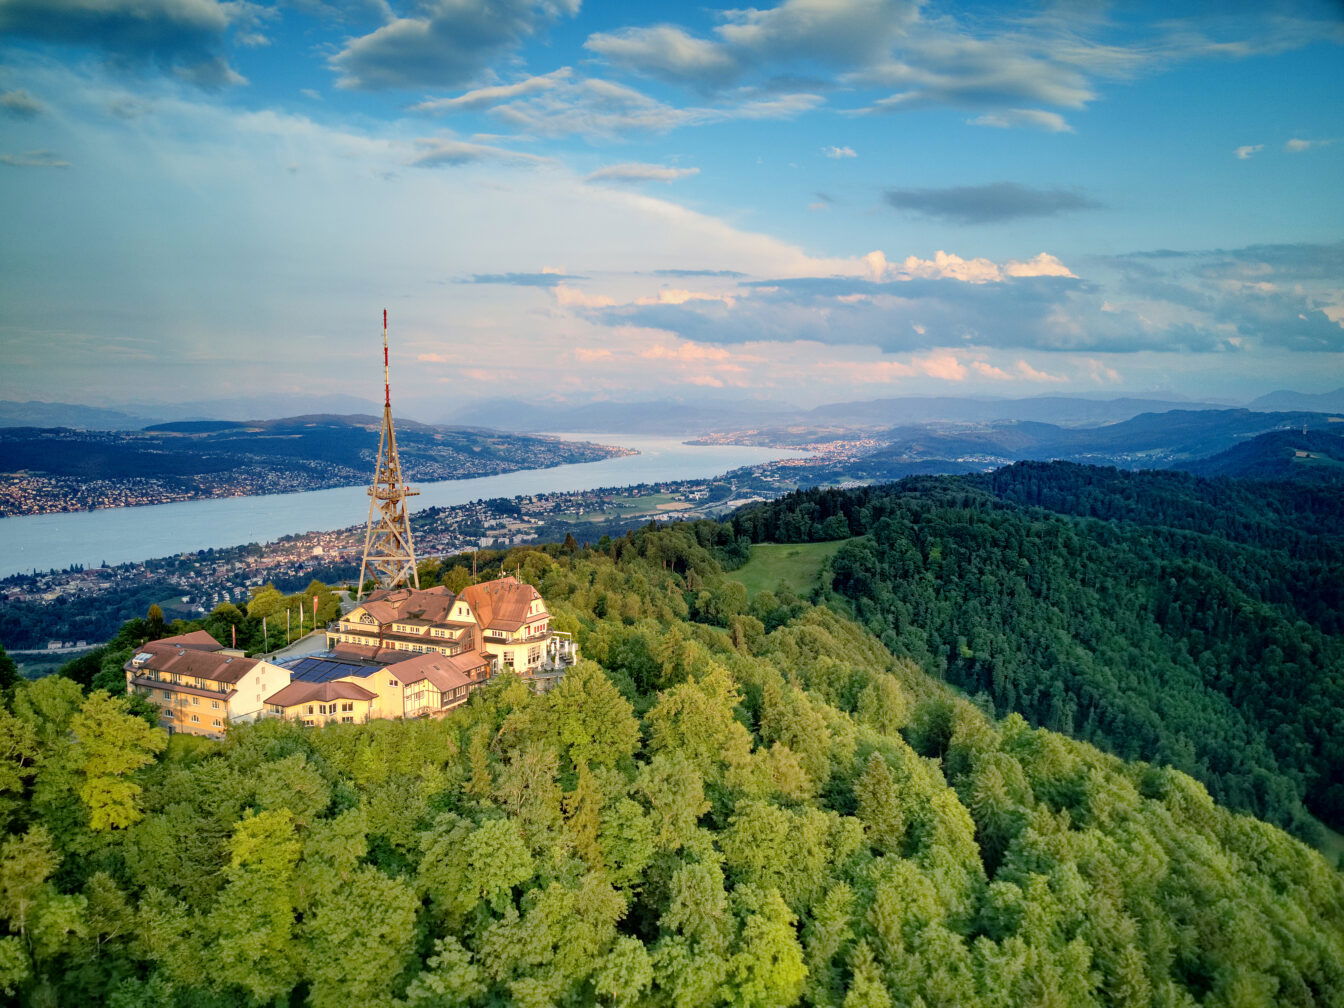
[728,463,1344,841]
[1,522,1341,1006]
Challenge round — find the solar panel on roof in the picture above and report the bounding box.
[285,655,379,682]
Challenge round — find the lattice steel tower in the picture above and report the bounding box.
[357,309,419,599]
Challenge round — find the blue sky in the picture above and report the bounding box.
[1,0,1341,414]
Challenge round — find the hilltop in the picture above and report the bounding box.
[2,520,1340,1005]
[1178,427,1344,483]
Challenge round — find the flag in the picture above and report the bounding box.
[231,623,236,649]
[313,594,319,619]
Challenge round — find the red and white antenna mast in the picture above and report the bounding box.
[357,309,420,600]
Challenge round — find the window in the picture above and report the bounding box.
[307,705,314,715]
[212,719,221,727]
[190,714,199,723]
[161,690,171,700]
[528,645,542,665]
[302,719,314,727]
[389,679,398,688]
[268,705,283,714]
[341,702,353,712]
[342,717,354,724]
[211,701,220,709]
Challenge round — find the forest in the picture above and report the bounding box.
[0,520,1341,1006]
[728,462,1344,841]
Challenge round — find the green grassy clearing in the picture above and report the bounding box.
[729,538,855,597]
[577,493,687,522]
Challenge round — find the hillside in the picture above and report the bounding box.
[0,417,622,515]
[730,464,1344,839]
[1,524,1341,1006]
[865,408,1343,467]
[1177,428,1344,483]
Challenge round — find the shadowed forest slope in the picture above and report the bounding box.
[729,463,1344,840]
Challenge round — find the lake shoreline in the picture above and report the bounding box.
[0,434,805,577]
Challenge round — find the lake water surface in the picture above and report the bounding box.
[0,434,803,577]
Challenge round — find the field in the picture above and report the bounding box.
[577,493,690,522]
[728,538,854,597]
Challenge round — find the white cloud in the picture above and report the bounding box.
[968,108,1072,132]
[879,250,1076,284]
[1004,252,1076,279]
[409,69,572,114]
[1234,144,1263,159]
[330,0,580,91]
[584,25,741,88]
[481,76,821,140]
[1285,137,1336,153]
[586,162,699,185]
[822,145,856,158]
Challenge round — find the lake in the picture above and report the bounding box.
[0,434,804,577]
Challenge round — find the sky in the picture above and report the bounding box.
[1,0,1342,416]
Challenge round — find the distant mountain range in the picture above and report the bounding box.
[782,409,1344,486]
[6,389,1340,436]
[0,394,382,431]
[1247,388,1344,413]
[873,409,1344,466]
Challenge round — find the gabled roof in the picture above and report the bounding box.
[390,651,488,692]
[131,641,261,685]
[265,679,378,707]
[356,586,458,625]
[459,576,544,632]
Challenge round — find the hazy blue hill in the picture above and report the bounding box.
[1178,427,1344,482]
[808,394,1227,427]
[871,408,1341,466]
[0,417,618,514]
[0,401,157,430]
[1249,387,1344,413]
[0,428,237,479]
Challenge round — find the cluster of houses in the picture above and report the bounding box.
[124,575,577,737]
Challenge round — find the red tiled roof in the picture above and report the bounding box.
[460,576,544,632]
[265,679,378,707]
[391,651,487,692]
[147,630,222,652]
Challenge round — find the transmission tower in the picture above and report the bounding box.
[357,309,420,600]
